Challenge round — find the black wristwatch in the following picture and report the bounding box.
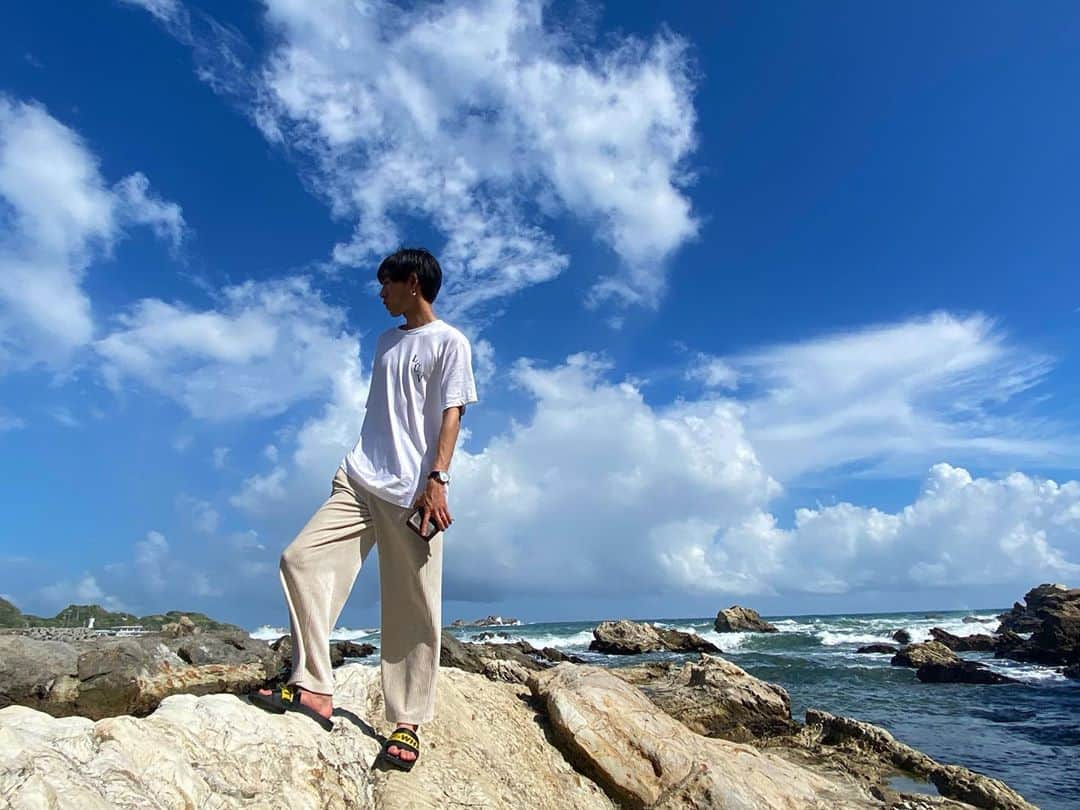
[428,470,450,485]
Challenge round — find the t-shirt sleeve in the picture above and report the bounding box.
[439,335,479,411]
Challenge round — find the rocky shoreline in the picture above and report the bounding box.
[3,588,1075,807]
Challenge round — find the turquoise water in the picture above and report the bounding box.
[256,609,1080,809]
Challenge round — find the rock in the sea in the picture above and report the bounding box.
[613,653,797,742]
[891,641,958,668]
[796,709,1036,810]
[929,628,997,653]
[335,640,375,659]
[713,605,779,633]
[450,615,519,627]
[996,583,1070,634]
[475,631,513,641]
[963,616,994,624]
[892,629,912,644]
[995,584,1080,669]
[1064,662,1080,680]
[856,644,898,655]
[529,664,878,808]
[588,619,720,655]
[439,629,546,679]
[916,661,1017,685]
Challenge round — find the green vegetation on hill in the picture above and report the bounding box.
[0,600,242,633]
[0,597,28,628]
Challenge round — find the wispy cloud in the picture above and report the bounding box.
[699,312,1065,481]
[96,276,359,419]
[131,0,699,321]
[0,97,184,374]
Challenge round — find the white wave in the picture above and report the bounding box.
[984,662,1069,684]
[330,626,379,641]
[472,629,596,649]
[816,631,897,646]
[249,624,287,641]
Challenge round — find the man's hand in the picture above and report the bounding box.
[414,478,452,532]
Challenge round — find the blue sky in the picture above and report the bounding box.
[2,0,1079,630]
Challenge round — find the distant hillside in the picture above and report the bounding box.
[0,600,243,633]
[0,597,27,628]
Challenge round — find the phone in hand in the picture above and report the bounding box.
[406,506,441,541]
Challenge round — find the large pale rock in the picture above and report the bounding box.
[714,606,779,633]
[794,710,1036,810]
[891,641,959,668]
[0,664,614,810]
[529,663,877,809]
[613,653,797,742]
[589,619,720,655]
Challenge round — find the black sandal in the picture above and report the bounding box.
[249,684,334,732]
[380,726,421,771]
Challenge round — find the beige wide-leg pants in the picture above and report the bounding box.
[279,468,443,725]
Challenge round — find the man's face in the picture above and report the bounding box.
[379,275,416,316]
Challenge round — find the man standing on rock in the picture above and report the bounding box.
[252,248,478,771]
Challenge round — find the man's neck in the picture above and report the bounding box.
[401,302,438,330]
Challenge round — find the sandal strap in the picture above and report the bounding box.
[388,728,420,748]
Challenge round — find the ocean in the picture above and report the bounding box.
[253,609,1080,809]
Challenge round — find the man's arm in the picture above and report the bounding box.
[415,406,464,531]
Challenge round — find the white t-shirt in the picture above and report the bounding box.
[342,319,478,508]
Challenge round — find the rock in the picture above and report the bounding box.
[795,709,1036,810]
[439,630,546,676]
[0,664,616,810]
[995,584,1080,668]
[613,653,797,742]
[539,646,587,664]
[856,644,898,654]
[929,628,996,653]
[335,640,375,659]
[528,664,878,808]
[996,583,1070,634]
[588,619,720,655]
[1064,662,1080,680]
[0,655,1035,809]
[714,605,779,633]
[891,642,958,668]
[161,615,198,637]
[475,631,513,641]
[450,615,519,627]
[962,616,994,624]
[916,661,1018,685]
[892,629,912,644]
[0,632,280,720]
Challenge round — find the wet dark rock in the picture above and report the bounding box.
[928,628,996,653]
[916,661,1018,685]
[855,644,898,654]
[995,584,1080,669]
[892,629,912,644]
[996,583,1070,634]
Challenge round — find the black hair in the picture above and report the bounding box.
[377,247,442,303]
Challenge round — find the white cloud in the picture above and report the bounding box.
[439,354,1080,601]
[177,494,220,535]
[0,97,185,373]
[139,1,698,317]
[49,407,80,428]
[686,353,739,390]
[212,446,231,469]
[230,466,288,514]
[96,276,359,420]
[117,0,181,24]
[135,530,170,591]
[0,410,25,431]
[40,575,126,613]
[710,312,1064,481]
